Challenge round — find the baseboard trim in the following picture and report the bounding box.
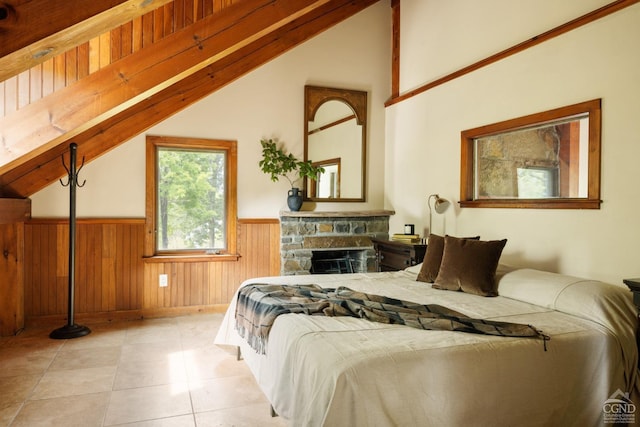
[25,304,230,330]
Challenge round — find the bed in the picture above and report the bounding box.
[214,264,639,426]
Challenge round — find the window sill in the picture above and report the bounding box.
[143,254,240,263]
[458,198,601,209]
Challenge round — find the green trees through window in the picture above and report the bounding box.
[157,148,226,251]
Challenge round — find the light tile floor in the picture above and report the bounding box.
[0,313,287,427]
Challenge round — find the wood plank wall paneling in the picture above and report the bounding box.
[0,0,235,118]
[0,222,25,336]
[23,220,144,317]
[22,218,280,320]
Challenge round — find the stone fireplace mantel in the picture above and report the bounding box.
[279,210,394,275]
[280,209,395,218]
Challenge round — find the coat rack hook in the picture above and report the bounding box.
[76,156,87,187]
[60,153,71,187]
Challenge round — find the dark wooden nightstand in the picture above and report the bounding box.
[623,278,640,368]
[623,278,640,309]
[371,238,427,272]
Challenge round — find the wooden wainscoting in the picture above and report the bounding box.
[24,219,145,317]
[23,218,279,325]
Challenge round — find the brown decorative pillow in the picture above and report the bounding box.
[433,235,507,297]
[416,234,479,283]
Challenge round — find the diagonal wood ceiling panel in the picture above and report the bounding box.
[0,0,334,175]
[0,0,174,82]
[0,0,380,197]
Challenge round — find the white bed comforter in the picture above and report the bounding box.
[214,266,639,427]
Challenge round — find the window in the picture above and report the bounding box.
[516,167,559,198]
[310,158,341,198]
[145,136,237,259]
[460,99,601,209]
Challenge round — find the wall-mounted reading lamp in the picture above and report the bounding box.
[428,194,450,235]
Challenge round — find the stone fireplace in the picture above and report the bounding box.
[279,210,394,275]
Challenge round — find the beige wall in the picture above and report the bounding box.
[386,1,640,284]
[30,1,391,218]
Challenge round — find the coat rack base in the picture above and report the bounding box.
[49,324,91,339]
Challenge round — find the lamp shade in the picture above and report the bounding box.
[433,196,450,214]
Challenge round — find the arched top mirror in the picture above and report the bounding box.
[304,85,367,202]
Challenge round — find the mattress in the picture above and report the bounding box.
[214,266,639,426]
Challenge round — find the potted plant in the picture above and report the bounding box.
[259,138,324,211]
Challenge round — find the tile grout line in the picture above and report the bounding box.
[101,323,127,427]
[8,329,66,426]
[179,319,200,426]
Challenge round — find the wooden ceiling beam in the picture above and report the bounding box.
[0,0,334,175]
[0,0,174,82]
[0,0,379,197]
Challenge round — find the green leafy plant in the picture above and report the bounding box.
[258,138,324,188]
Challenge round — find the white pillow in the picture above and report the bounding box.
[499,268,635,333]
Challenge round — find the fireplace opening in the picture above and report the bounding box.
[310,250,366,274]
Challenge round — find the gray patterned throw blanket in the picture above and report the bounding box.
[235,284,550,355]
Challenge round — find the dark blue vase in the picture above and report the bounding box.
[287,188,303,211]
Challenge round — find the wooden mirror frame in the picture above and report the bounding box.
[460,99,602,209]
[304,85,367,202]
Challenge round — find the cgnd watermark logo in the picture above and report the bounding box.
[604,389,636,424]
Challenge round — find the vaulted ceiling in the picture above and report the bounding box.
[0,0,380,198]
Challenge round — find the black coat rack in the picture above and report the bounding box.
[50,143,91,339]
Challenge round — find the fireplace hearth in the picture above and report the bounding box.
[310,249,368,274]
